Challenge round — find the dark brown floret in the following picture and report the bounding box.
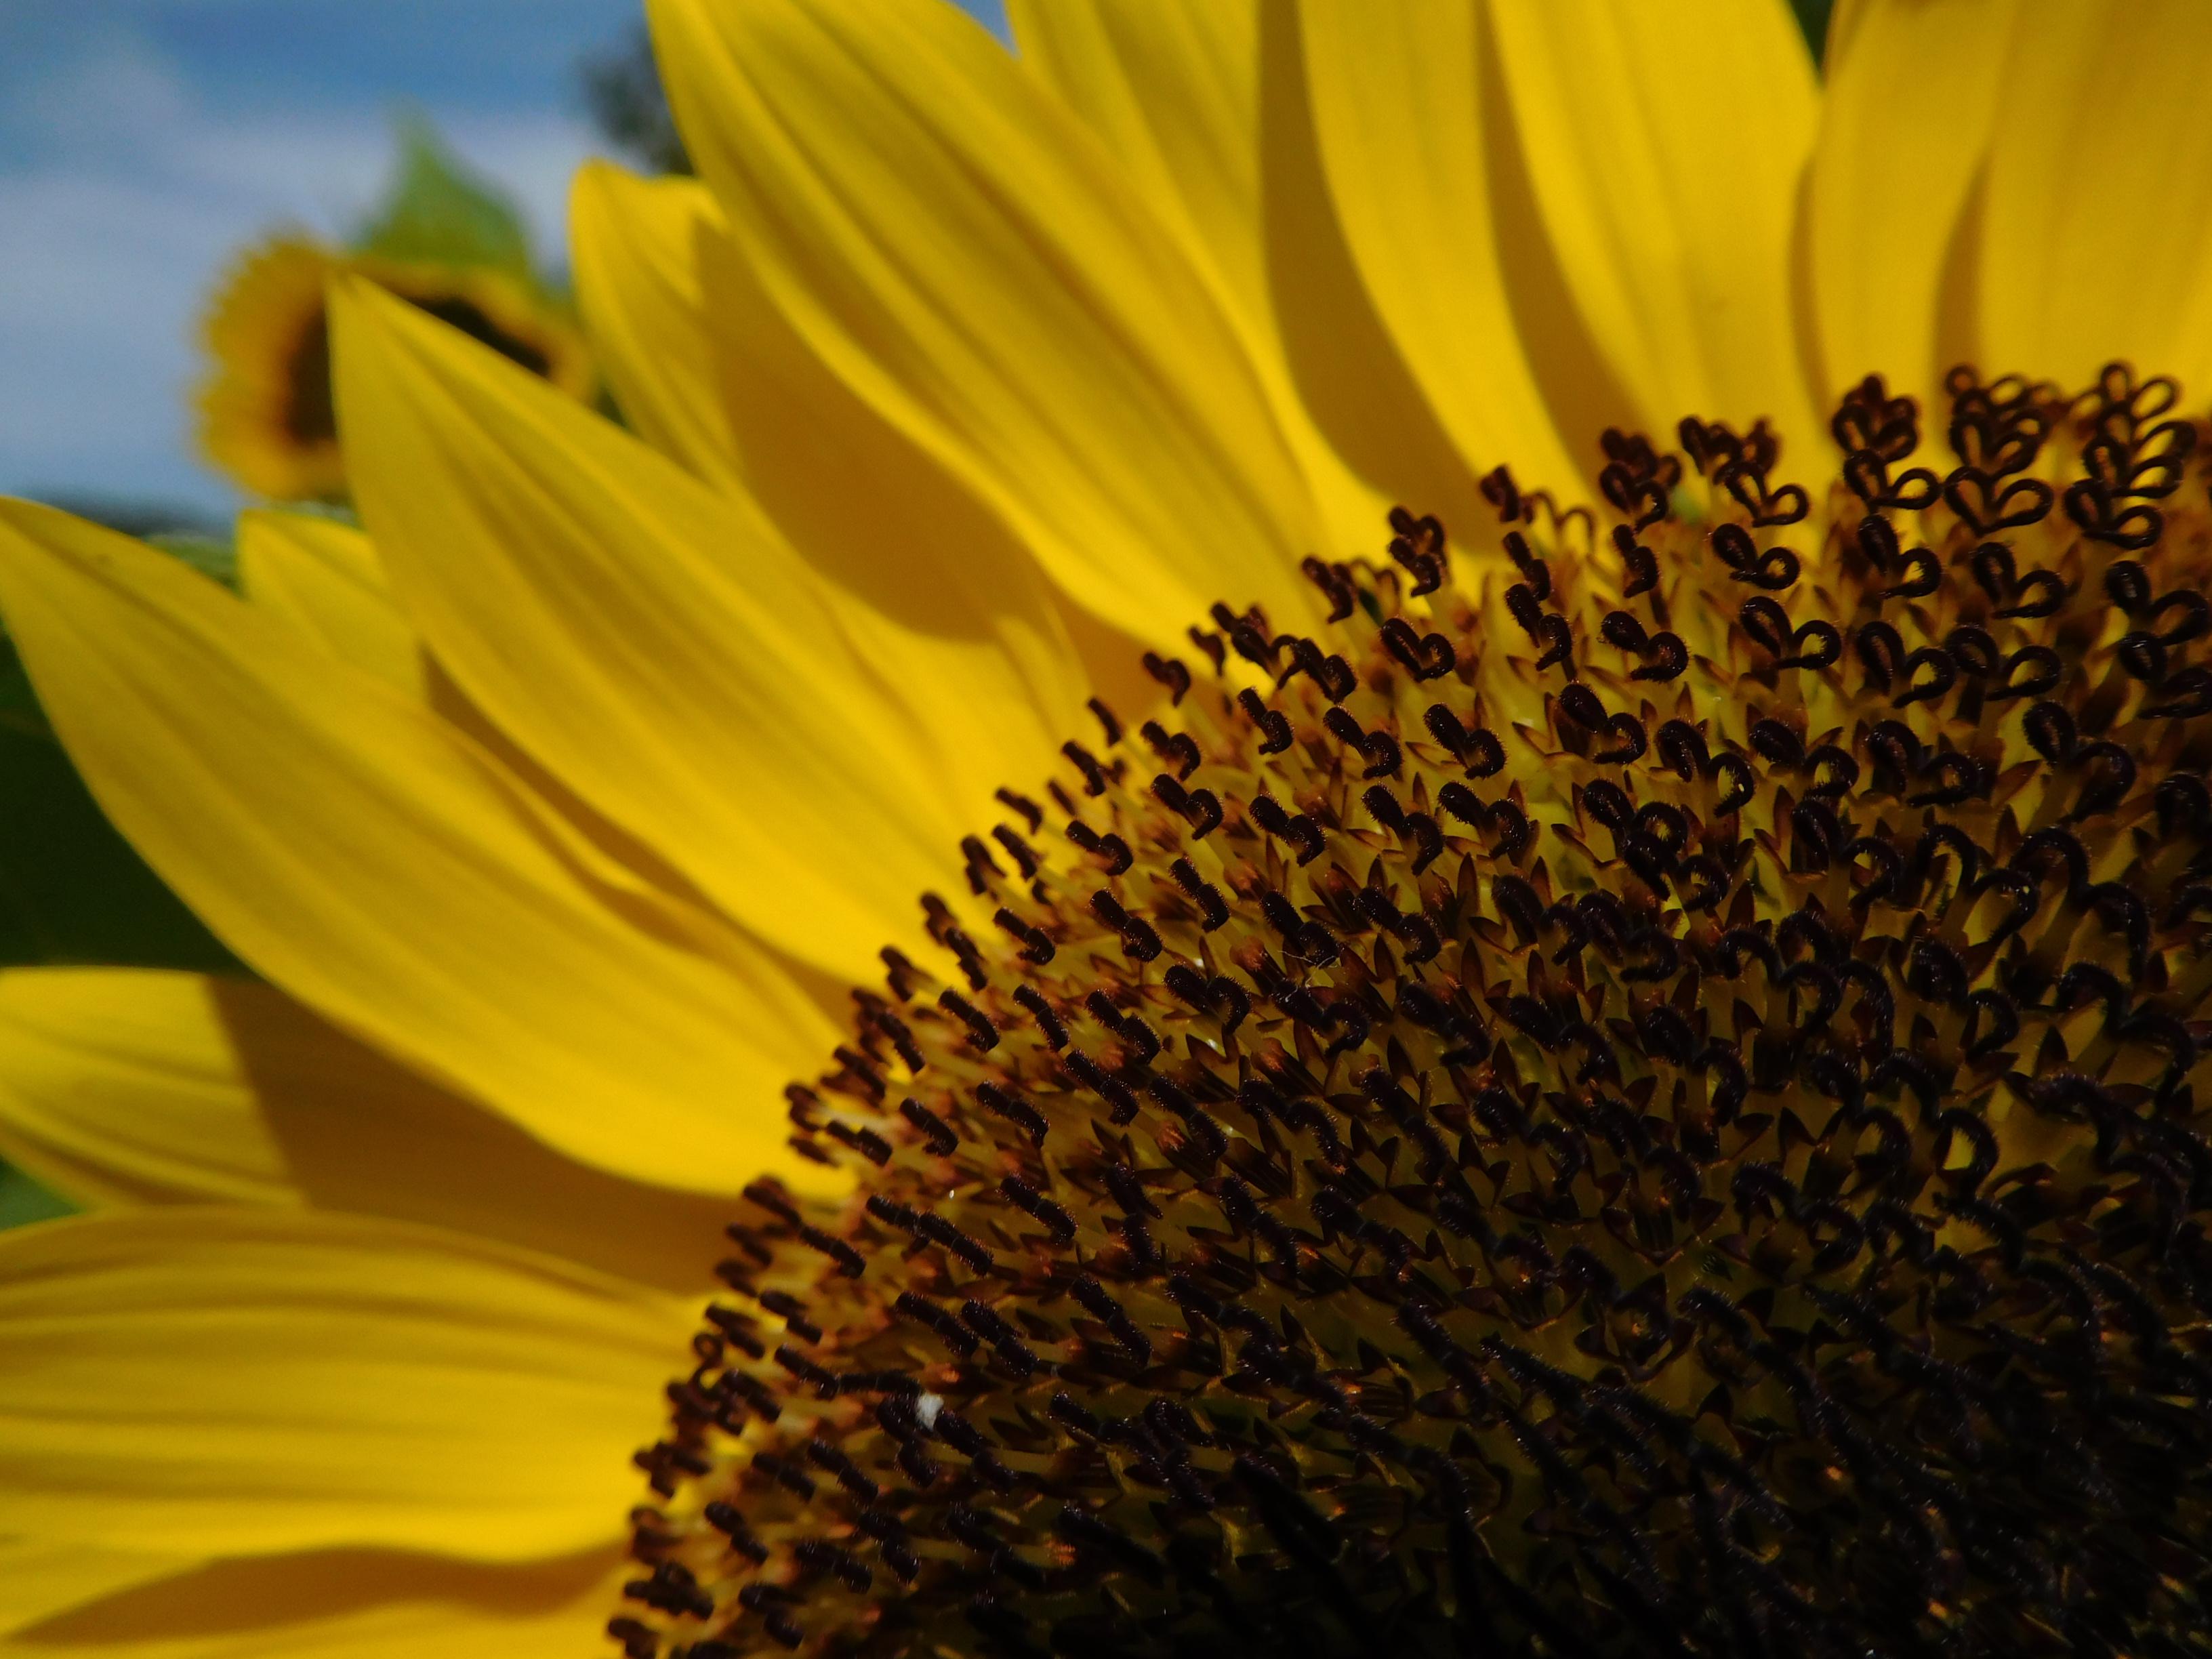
[616,367,2212,1658]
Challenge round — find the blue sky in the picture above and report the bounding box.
[0,0,1004,520]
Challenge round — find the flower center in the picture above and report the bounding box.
[614,367,2212,1658]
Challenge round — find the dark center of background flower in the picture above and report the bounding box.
[283,296,553,447]
[614,367,2211,1658]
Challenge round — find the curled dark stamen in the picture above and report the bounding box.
[1656,720,1708,779]
[1612,523,1660,596]
[1381,617,1457,680]
[1248,794,1326,865]
[1992,646,2062,701]
[938,989,1000,1051]
[1713,523,1799,590]
[1707,752,1756,815]
[2070,742,2137,821]
[1065,820,1134,876]
[1892,647,1957,709]
[1089,890,1163,962]
[1300,556,1357,622]
[1060,740,1111,796]
[1236,689,1293,755]
[1141,720,1203,780]
[1633,632,1688,681]
[1423,704,1504,775]
[1141,651,1191,705]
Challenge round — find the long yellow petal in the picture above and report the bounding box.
[0,969,746,1292]
[0,499,840,1195]
[1490,0,1820,446]
[1978,1,2212,391]
[0,970,295,1209]
[1006,0,1484,555]
[0,1540,185,1637]
[1296,0,1582,493]
[9,1551,621,1659]
[234,511,422,697]
[333,279,961,985]
[1807,0,2020,414]
[573,163,1092,824]
[0,1209,688,1559]
[569,166,741,489]
[649,0,1318,641]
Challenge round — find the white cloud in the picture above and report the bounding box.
[9,24,197,153]
[0,22,606,515]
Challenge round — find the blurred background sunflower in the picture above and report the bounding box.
[194,125,598,504]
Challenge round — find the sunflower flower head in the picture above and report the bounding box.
[611,365,2212,1656]
[5,3,2212,1659]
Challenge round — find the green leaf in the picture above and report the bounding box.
[353,115,536,280]
[148,531,239,591]
[0,632,242,973]
[0,1163,75,1230]
[1792,0,1836,69]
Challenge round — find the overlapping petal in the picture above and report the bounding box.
[0,1208,688,1559]
[1976,0,2212,390]
[6,1550,622,1659]
[0,972,293,1210]
[649,0,1318,640]
[1008,0,1487,554]
[573,163,1093,822]
[569,166,740,490]
[1807,0,2021,414]
[1296,0,1582,493]
[333,280,961,984]
[0,499,839,1195]
[234,512,423,697]
[0,1539,186,1637]
[0,970,739,1291]
[1490,0,1820,448]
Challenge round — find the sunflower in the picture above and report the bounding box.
[195,237,595,501]
[5,0,2212,1653]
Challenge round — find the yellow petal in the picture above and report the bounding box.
[9,1551,621,1659]
[650,0,1319,640]
[234,511,422,697]
[0,1208,689,1559]
[0,970,295,1209]
[0,969,747,1292]
[333,279,960,985]
[575,161,1092,823]
[1490,0,1820,446]
[1007,0,1483,554]
[1296,0,1582,492]
[0,499,840,1195]
[0,1540,185,1637]
[1807,0,2020,414]
[568,165,740,489]
[1006,0,1267,348]
[1978,2,2212,391]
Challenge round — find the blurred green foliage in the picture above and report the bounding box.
[1793,0,1837,67]
[0,623,239,975]
[581,24,691,176]
[0,1163,73,1228]
[354,118,539,280]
